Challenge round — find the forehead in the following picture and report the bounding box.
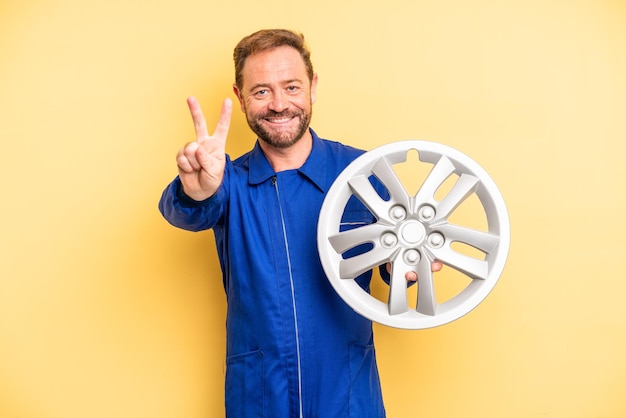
[241,46,308,88]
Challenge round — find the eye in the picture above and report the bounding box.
[287,85,299,92]
[255,89,268,97]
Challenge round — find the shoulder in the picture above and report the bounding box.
[321,138,365,155]
[312,131,366,164]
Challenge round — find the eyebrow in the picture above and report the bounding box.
[248,79,304,93]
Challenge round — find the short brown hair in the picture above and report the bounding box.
[233,29,314,90]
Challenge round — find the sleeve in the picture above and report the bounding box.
[158,175,227,232]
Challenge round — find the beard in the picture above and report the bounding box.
[246,107,312,149]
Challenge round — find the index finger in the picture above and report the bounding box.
[187,96,209,140]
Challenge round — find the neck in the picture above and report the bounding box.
[258,131,313,172]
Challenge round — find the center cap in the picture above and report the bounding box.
[400,221,426,245]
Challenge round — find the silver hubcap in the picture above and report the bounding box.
[317,140,510,329]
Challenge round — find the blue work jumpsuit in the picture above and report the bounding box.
[159,129,386,418]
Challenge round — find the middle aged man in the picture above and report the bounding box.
[159,28,441,418]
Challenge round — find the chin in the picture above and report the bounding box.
[261,134,301,149]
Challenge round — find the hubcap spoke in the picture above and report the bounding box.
[433,174,479,222]
[416,257,438,316]
[414,155,456,205]
[437,224,500,253]
[388,256,410,315]
[328,223,390,254]
[372,157,411,210]
[339,246,395,280]
[347,175,391,224]
[432,246,489,280]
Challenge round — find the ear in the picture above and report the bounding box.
[233,84,246,112]
[310,73,319,104]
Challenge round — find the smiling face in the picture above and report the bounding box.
[234,45,318,149]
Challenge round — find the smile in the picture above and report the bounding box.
[265,116,296,124]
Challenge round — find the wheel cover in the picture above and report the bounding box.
[317,140,510,329]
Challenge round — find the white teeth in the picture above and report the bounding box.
[267,117,292,123]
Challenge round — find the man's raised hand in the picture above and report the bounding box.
[176,97,232,201]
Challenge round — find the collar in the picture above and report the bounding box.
[248,128,330,192]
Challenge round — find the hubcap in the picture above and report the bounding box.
[317,140,510,329]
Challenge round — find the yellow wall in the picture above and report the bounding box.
[1,0,625,417]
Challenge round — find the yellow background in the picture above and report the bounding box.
[1,0,625,417]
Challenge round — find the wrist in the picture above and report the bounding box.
[175,180,215,207]
[182,188,213,202]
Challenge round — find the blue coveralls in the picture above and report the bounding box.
[159,129,386,418]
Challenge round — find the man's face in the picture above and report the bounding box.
[234,46,318,149]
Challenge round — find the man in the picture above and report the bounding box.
[159,29,439,418]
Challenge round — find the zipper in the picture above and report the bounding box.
[272,175,304,418]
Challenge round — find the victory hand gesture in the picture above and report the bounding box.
[176,97,232,201]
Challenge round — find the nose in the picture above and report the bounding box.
[269,90,289,113]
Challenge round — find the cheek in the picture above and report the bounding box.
[303,90,315,105]
[243,99,261,116]
[291,94,312,110]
